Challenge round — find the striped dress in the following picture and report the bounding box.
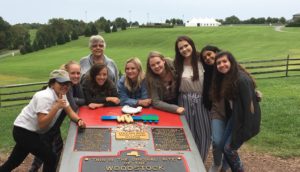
[178,63,211,162]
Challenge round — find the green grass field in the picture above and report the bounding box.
[1,26,300,85]
[0,25,300,157]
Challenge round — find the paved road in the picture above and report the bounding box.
[274,26,285,32]
[0,50,19,59]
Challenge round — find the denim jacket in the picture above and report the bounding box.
[117,76,148,106]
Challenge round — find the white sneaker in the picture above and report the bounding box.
[209,164,220,172]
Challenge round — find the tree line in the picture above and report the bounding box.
[217,15,287,25]
[0,16,138,55]
[0,15,297,55]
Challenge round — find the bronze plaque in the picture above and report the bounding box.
[81,150,188,172]
[115,131,149,140]
[152,128,190,151]
[75,128,110,151]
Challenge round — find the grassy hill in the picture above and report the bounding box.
[0,26,300,157]
[1,26,300,85]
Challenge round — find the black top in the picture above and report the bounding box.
[82,78,119,107]
[227,71,261,148]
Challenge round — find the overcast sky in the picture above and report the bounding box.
[1,0,299,24]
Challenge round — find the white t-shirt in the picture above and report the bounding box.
[14,87,69,134]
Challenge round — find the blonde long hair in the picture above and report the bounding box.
[124,57,145,92]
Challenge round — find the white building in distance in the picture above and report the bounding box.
[186,18,221,27]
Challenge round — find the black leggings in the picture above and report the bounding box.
[0,126,57,172]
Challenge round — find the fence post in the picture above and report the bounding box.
[285,54,290,77]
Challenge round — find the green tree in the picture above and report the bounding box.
[49,18,71,44]
[34,25,56,48]
[8,25,30,49]
[84,26,92,37]
[32,39,39,51]
[224,15,240,24]
[95,17,107,31]
[64,33,70,42]
[112,24,117,32]
[104,22,111,33]
[279,17,286,24]
[20,32,32,54]
[0,17,11,49]
[114,17,127,30]
[56,32,66,45]
[71,30,79,40]
[90,23,98,35]
[65,19,86,36]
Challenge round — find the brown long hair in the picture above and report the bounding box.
[174,35,200,88]
[211,51,256,101]
[146,51,172,97]
[88,63,114,95]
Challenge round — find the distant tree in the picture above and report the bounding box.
[34,25,56,48]
[176,19,184,25]
[0,32,7,49]
[7,25,31,50]
[104,23,111,33]
[224,15,240,24]
[71,30,79,40]
[95,17,107,31]
[56,32,65,45]
[48,18,72,45]
[112,24,117,32]
[165,18,183,25]
[32,39,39,51]
[90,23,98,35]
[64,33,70,42]
[216,19,224,24]
[131,21,139,27]
[266,17,272,24]
[114,17,127,29]
[121,22,127,30]
[279,17,286,24]
[65,19,86,36]
[0,17,11,49]
[84,26,92,37]
[20,32,32,54]
[256,17,266,24]
[36,36,45,50]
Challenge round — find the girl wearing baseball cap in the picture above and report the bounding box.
[0,69,86,172]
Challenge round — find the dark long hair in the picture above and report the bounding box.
[200,45,221,65]
[88,63,114,95]
[211,51,256,101]
[200,45,221,110]
[42,78,56,90]
[174,36,200,88]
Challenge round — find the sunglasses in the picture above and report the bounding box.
[92,44,104,48]
[57,82,71,86]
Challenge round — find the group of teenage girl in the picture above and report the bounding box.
[0,34,261,172]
